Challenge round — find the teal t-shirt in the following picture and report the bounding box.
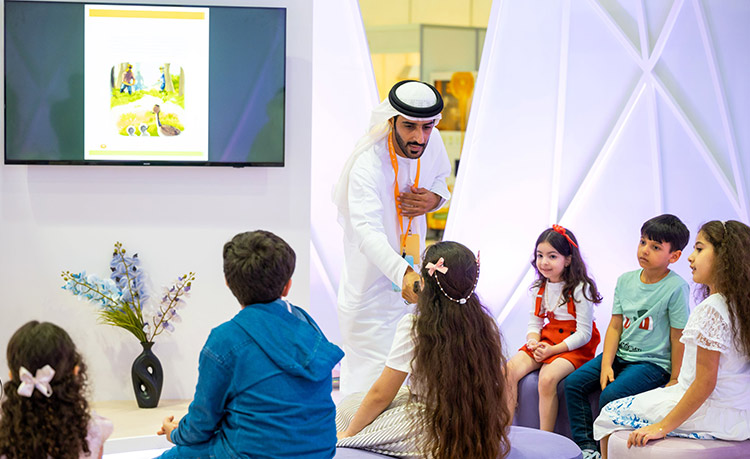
[612,269,689,373]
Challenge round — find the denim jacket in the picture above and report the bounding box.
[169,299,344,458]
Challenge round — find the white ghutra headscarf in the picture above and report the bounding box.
[332,80,444,222]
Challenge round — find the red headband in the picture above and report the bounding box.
[552,224,578,248]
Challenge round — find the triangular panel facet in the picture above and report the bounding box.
[596,0,642,53]
[657,90,742,224]
[644,0,676,54]
[557,0,642,219]
[654,2,736,193]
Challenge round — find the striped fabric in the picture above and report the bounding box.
[336,387,427,457]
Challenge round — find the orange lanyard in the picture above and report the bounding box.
[388,131,420,254]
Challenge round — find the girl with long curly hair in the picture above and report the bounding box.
[505,225,602,432]
[594,220,750,457]
[336,241,511,458]
[0,321,112,458]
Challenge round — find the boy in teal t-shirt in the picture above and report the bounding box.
[612,270,689,373]
[564,214,690,459]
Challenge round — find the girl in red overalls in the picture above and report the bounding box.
[505,225,602,431]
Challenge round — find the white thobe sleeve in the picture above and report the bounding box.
[348,162,412,287]
[426,130,452,210]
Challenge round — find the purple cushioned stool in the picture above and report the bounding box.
[507,426,582,458]
[334,448,395,458]
[335,426,582,458]
[512,370,600,438]
[607,430,750,458]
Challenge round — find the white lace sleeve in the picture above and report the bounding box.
[680,303,732,352]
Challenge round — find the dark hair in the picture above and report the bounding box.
[0,321,91,458]
[223,230,296,306]
[641,214,690,252]
[531,227,602,305]
[410,241,511,459]
[695,220,750,357]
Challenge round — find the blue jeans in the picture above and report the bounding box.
[564,353,669,451]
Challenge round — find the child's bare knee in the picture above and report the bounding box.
[537,373,560,395]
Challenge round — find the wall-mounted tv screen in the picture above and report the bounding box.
[5,0,286,166]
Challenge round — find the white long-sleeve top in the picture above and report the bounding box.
[527,281,594,351]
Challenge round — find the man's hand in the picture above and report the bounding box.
[157,415,179,443]
[401,268,421,304]
[600,365,615,390]
[398,186,441,218]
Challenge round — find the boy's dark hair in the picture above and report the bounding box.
[640,214,690,252]
[223,230,296,306]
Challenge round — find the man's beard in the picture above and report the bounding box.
[394,129,427,159]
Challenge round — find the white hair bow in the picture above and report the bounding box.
[17,365,55,398]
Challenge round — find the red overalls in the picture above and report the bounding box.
[519,282,600,369]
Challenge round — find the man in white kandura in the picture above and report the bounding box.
[333,80,452,395]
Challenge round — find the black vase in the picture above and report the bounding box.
[131,341,163,408]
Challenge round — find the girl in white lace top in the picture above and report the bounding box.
[593,220,750,458]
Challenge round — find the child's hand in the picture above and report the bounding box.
[533,342,553,361]
[627,423,666,447]
[600,366,615,390]
[526,339,539,351]
[157,415,179,443]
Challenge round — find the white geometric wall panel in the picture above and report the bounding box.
[445,0,750,351]
[310,0,379,342]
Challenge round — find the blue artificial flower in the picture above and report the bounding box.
[62,271,122,307]
[62,245,194,343]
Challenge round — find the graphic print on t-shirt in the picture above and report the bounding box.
[623,309,653,330]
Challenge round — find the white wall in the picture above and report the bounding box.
[446,0,750,351]
[0,0,313,401]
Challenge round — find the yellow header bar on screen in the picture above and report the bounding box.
[89,9,205,20]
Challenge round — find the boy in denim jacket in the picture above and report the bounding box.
[564,214,690,459]
[159,230,344,458]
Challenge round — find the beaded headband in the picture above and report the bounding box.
[424,252,480,305]
[552,224,578,248]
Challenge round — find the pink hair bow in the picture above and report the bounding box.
[426,257,448,276]
[17,365,55,398]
